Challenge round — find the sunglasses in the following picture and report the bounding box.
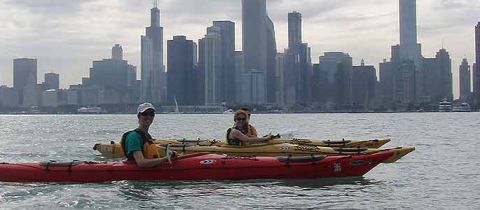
[140,112,155,117]
[235,117,246,121]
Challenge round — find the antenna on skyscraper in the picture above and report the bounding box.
[154,0,158,8]
[441,38,445,49]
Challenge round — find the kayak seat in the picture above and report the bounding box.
[278,155,327,163]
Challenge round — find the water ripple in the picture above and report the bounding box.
[0,113,479,209]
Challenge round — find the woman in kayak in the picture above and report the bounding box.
[226,110,275,146]
[120,103,175,168]
[238,107,258,137]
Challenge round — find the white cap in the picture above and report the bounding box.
[137,102,156,113]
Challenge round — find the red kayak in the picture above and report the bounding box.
[0,151,392,183]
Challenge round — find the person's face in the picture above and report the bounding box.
[138,109,155,127]
[234,114,247,127]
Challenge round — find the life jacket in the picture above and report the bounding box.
[247,124,258,137]
[226,127,245,146]
[120,128,159,161]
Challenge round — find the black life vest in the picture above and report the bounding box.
[120,128,153,161]
[226,127,244,146]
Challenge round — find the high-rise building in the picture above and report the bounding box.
[459,58,471,100]
[265,16,278,103]
[475,22,480,106]
[288,11,302,50]
[318,52,352,108]
[0,86,19,108]
[213,21,236,104]
[398,0,423,102]
[44,73,59,90]
[474,63,478,105]
[141,2,165,103]
[275,53,285,106]
[282,49,298,106]
[167,36,197,105]
[13,58,37,105]
[242,0,277,104]
[296,43,312,105]
[399,0,421,61]
[380,0,423,109]
[201,26,223,105]
[423,49,452,102]
[379,59,393,106]
[234,51,246,103]
[127,65,137,87]
[436,48,453,101]
[90,59,129,93]
[286,11,311,106]
[352,61,377,111]
[112,44,123,60]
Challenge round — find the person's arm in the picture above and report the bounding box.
[231,129,273,144]
[133,151,170,168]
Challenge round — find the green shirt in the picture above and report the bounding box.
[125,132,143,157]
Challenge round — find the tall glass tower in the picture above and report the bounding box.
[141,0,165,103]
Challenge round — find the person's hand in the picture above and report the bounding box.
[170,151,177,158]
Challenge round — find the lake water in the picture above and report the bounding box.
[0,113,479,209]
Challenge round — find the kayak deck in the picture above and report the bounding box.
[0,152,392,183]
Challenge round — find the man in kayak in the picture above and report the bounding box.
[226,110,275,146]
[239,107,258,137]
[120,103,174,168]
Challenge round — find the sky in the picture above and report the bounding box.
[0,0,479,99]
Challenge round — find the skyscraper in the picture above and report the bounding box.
[13,58,37,90]
[44,73,59,90]
[318,52,353,108]
[90,59,129,92]
[475,22,480,106]
[379,59,393,106]
[285,11,312,106]
[288,11,302,50]
[352,62,377,111]
[13,58,37,104]
[399,0,423,102]
[112,44,123,60]
[399,0,421,61]
[265,16,278,103]
[242,0,277,104]
[436,49,453,101]
[201,26,223,105]
[141,1,165,103]
[213,21,236,104]
[459,58,471,100]
[167,36,197,105]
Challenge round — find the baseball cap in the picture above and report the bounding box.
[137,103,156,113]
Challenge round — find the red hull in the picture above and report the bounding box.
[0,152,392,183]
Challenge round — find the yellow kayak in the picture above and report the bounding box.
[93,141,413,163]
[97,137,391,148]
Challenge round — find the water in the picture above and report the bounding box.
[0,113,479,209]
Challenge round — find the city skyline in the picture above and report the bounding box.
[0,0,479,98]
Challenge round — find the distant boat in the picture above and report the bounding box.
[438,100,452,112]
[77,107,102,114]
[452,102,471,112]
[223,109,234,114]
